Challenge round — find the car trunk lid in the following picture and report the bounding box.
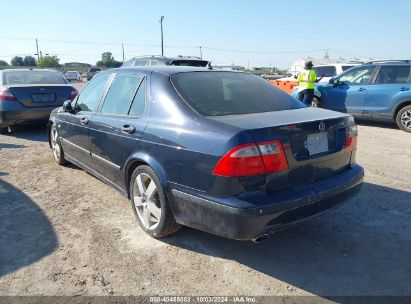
[211,107,354,192]
[7,84,74,107]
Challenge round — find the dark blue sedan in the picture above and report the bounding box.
[48,66,363,242]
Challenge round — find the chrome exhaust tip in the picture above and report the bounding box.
[251,234,269,243]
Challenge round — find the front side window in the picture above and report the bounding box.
[313,66,336,77]
[375,66,411,84]
[171,71,304,116]
[101,74,144,115]
[338,66,376,84]
[76,74,110,112]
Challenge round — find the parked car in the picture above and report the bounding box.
[65,71,82,82]
[122,55,210,68]
[83,67,102,81]
[0,69,78,133]
[313,63,360,83]
[303,60,411,132]
[48,66,363,242]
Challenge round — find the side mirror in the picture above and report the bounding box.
[63,100,74,113]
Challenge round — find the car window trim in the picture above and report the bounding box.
[127,76,146,117]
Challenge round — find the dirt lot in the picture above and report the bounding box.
[0,83,410,298]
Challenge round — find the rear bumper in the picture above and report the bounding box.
[170,164,364,240]
[0,101,55,127]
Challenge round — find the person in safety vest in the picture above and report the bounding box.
[297,61,317,106]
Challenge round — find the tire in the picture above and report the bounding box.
[130,165,181,238]
[50,124,66,165]
[0,127,8,134]
[311,97,322,108]
[396,105,411,133]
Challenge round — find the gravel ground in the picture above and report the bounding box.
[0,82,410,298]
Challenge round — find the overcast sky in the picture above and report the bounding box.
[1,0,410,68]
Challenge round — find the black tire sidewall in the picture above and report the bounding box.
[130,165,172,238]
[396,105,411,133]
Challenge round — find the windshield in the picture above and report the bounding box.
[170,60,209,67]
[171,71,304,116]
[4,70,67,85]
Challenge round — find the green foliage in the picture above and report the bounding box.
[11,56,24,66]
[96,52,122,68]
[0,60,8,66]
[23,56,36,66]
[38,56,60,68]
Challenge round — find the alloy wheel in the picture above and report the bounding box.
[51,127,61,161]
[400,109,411,130]
[133,173,162,230]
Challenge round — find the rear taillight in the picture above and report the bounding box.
[69,89,78,100]
[213,140,289,177]
[0,87,16,101]
[344,125,358,150]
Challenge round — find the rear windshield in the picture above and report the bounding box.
[4,70,67,85]
[170,60,209,67]
[171,71,304,116]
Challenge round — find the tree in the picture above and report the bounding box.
[96,52,122,68]
[23,56,36,66]
[0,60,8,66]
[11,56,24,66]
[37,55,60,68]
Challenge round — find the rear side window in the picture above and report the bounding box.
[76,74,110,112]
[313,66,336,77]
[129,78,146,116]
[375,66,411,84]
[4,71,67,85]
[101,74,144,115]
[171,72,304,116]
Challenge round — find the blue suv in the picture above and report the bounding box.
[314,61,411,132]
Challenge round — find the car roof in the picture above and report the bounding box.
[98,66,237,76]
[129,55,207,61]
[314,63,360,67]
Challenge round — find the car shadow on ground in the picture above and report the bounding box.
[0,177,58,277]
[0,143,25,149]
[163,182,411,297]
[4,125,49,142]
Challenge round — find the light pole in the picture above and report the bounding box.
[35,39,40,62]
[160,16,164,56]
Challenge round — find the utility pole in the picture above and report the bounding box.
[122,43,125,63]
[35,39,40,62]
[199,46,203,59]
[160,16,164,56]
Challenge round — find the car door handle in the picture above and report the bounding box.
[358,87,366,91]
[400,87,410,91]
[80,117,89,125]
[121,124,135,134]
